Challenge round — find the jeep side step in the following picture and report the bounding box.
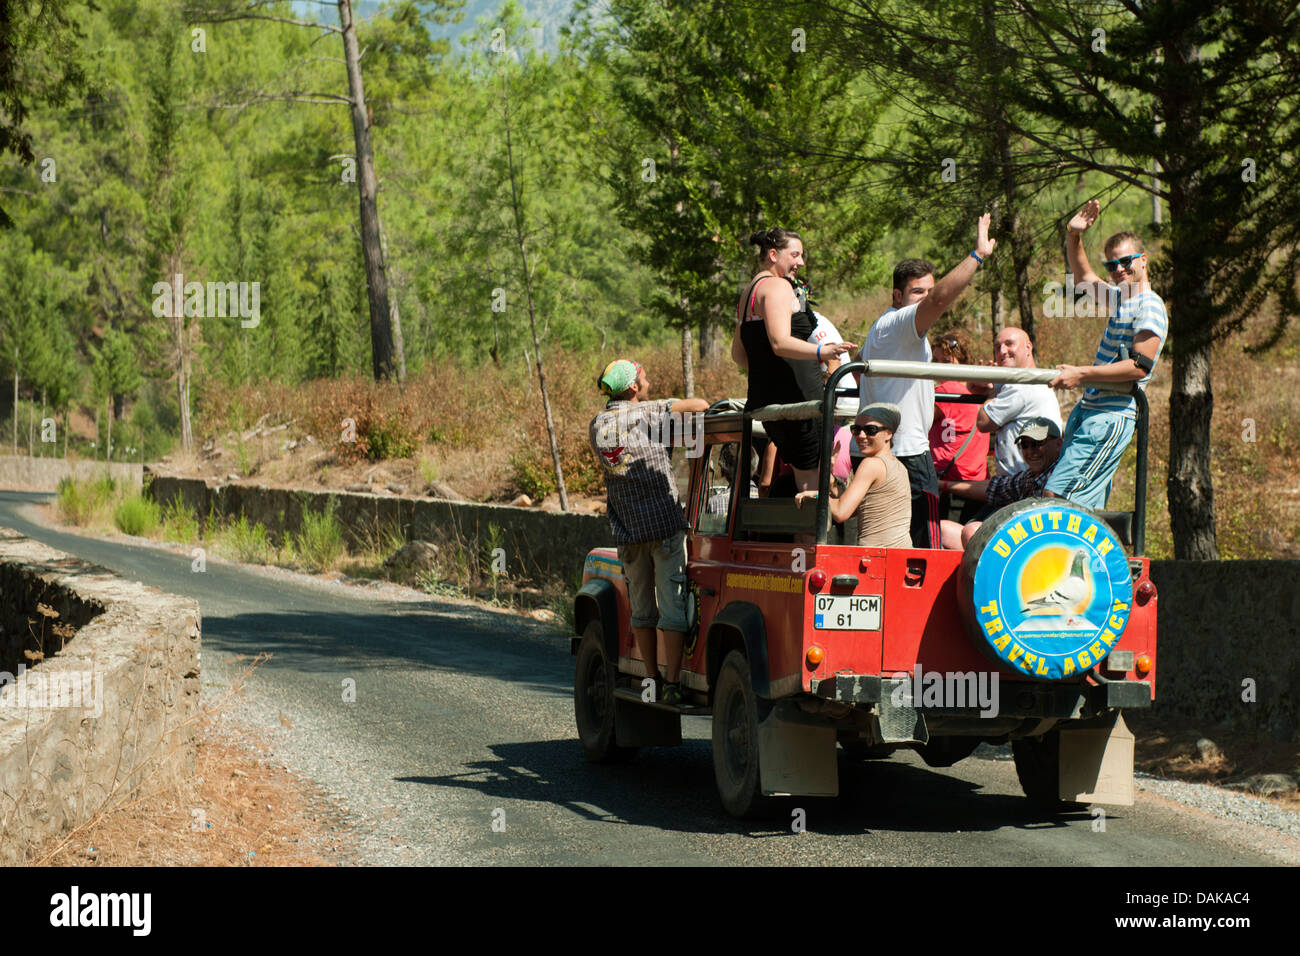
[613,687,712,717]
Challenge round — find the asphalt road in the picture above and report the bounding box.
[2,489,1295,866]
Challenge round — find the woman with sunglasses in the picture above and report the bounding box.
[794,403,912,549]
[733,228,857,494]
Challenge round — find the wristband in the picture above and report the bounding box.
[816,343,823,362]
[970,250,984,264]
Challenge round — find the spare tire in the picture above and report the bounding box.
[958,497,1132,681]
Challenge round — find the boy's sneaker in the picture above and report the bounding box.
[661,682,684,706]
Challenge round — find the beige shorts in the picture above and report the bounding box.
[618,530,689,633]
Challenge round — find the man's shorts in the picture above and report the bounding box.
[618,529,689,633]
[1043,404,1136,511]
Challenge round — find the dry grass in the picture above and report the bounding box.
[27,654,355,867]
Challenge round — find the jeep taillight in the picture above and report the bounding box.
[808,569,826,592]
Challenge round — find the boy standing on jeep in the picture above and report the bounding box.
[589,359,710,705]
[1046,200,1167,510]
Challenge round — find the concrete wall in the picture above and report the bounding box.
[0,529,201,864]
[0,455,142,493]
[143,477,1300,740]
[148,476,613,584]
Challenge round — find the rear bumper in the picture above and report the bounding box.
[810,672,1151,718]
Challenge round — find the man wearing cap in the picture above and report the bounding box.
[589,359,710,706]
[936,416,1063,550]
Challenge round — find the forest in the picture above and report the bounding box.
[2,0,1298,561]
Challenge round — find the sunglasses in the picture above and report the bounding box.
[851,424,886,437]
[1102,253,1143,272]
[1016,437,1050,450]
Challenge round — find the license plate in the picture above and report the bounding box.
[813,593,882,630]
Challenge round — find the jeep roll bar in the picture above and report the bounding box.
[746,359,1148,554]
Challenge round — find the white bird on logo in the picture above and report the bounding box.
[1021,548,1090,614]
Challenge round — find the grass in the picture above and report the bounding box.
[112,494,161,537]
[295,500,346,572]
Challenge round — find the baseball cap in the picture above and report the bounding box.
[1017,417,1062,442]
[597,359,641,397]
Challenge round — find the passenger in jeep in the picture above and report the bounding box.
[588,359,710,706]
[793,402,912,549]
[935,417,1063,550]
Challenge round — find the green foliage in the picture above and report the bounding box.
[220,514,274,565]
[295,500,346,571]
[55,473,117,526]
[364,418,418,460]
[113,493,161,536]
[160,495,200,544]
[510,451,556,500]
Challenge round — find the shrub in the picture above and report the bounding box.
[364,418,417,461]
[222,514,274,564]
[56,474,119,526]
[160,496,200,544]
[113,495,161,537]
[296,499,345,571]
[510,451,556,500]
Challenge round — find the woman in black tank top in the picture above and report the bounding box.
[731,228,856,492]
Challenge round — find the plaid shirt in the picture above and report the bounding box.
[986,462,1056,509]
[589,399,689,544]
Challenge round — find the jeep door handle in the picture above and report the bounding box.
[699,586,716,596]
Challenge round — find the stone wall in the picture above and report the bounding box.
[1147,561,1300,742]
[147,476,613,584]
[0,529,201,864]
[0,455,142,493]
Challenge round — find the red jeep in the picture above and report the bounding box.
[572,360,1157,817]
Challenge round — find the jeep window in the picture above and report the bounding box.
[697,441,745,536]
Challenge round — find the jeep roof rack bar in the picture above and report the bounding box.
[809,360,1148,554]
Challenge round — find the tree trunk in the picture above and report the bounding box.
[990,286,1004,336]
[699,316,720,365]
[106,395,112,461]
[339,0,395,381]
[500,69,568,511]
[1161,37,1217,559]
[170,254,194,452]
[378,217,406,383]
[11,371,17,457]
[681,323,695,398]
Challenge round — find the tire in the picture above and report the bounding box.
[574,620,637,764]
[711,650,773,818]
[837,735,896,761]
[1012,729,1087,812]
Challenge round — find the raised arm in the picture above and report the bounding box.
[1065,199,1106,293]
[915,212,998,335]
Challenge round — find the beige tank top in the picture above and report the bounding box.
[856,454,914,549]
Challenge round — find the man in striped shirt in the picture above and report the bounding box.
[1045,200,1168,510]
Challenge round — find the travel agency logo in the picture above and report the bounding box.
[971,501,1132,679]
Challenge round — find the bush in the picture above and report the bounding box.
[510,451,556,500]
[160,496,200,544]
[56,474,118,526]
[221,514,274,564]
[113,495,161,537]
[296,500,345,571]
[364,418,417,461]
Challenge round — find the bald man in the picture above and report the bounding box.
[975,327,1063,475]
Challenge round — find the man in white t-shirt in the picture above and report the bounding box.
[859,213,997,547]
[976,327,1063,475]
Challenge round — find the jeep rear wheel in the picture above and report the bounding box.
[711,650,772,818]
[574,621,637,764]
[1012,729,1087,812]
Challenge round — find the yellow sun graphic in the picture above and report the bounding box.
[1018,546,1078,607]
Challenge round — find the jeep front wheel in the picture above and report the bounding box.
[711,650,772,818]
[574,621,637,763]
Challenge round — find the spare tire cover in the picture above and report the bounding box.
[959,497,1132,680]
